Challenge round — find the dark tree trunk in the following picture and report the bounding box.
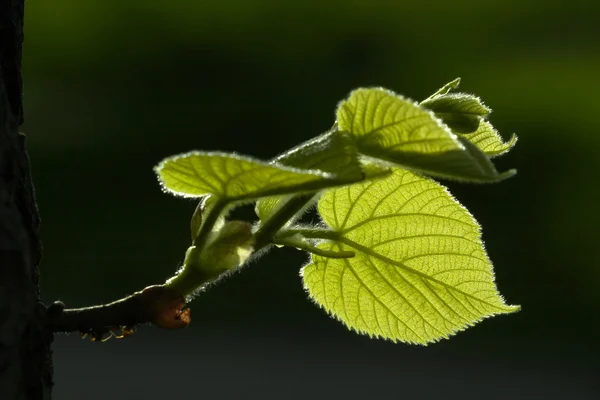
[0,0,53,398]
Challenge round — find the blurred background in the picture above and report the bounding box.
[23,0,599,398]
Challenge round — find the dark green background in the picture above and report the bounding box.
[23,1,598,398]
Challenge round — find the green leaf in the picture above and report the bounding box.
[421,79,517,157]
[336,88,509,182]
[255,195,290,223]
[420,93,490,133]
[425,77,461,99]
[301,168,519,344]
[255,130,390,221]
[455,136,517,180]
[460,121,518,158]
[155,151,352,201]
[273,129,365,181]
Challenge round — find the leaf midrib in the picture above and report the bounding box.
[335,236,513,312]
[340,212,475,235]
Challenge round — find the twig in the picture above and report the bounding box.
[46,285,190,341]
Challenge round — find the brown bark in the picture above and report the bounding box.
[0,0,52,398]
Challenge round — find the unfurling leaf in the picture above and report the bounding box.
[255,195,292,223]
[425,77,462,98]
[155,152,351,201]
[255,130,362,222]
[336,88,509,182]
[420,93,490,133]
[273,129,365,180]
[422,79,517,157]
[461,121,518,158]
[302,168,519,344]
[255,130,390,221]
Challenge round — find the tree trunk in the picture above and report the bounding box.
[0,0,53,398]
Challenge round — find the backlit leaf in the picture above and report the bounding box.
[255,130,390,221]
[461,121,518,158]
[420,93,490,133]
[336,88,509,182]
[155,151,350,201]
[272,129,365,181]
[421,79,517,157]
[302,168,519,344]
[425,77,461,98]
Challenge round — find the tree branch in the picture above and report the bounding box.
[46,285,191,341]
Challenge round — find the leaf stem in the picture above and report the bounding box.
[164,256,214,297]
[253,193,317,249]
[277,227,341,241]
[192,198,227,249]
[273,237,354,258]
[47,285,191,339]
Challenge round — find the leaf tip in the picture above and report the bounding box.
[448,77,461,89]
[427,77,462,99]
[504,133,519,151]
[504,303,521,313]
[498,168,518,181]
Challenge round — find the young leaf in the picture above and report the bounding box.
[301,168,519,344]
[336,88,509,182]
[255,130,362,222]
[460,121,518,158]
[424,77,461,99]
[455,136,516,180]
[255,130,390,221]
[421,79,517,157]
[420,93,490,133]
[272,129,365,181]
[154,151,352,201]
[255,195,292,223]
